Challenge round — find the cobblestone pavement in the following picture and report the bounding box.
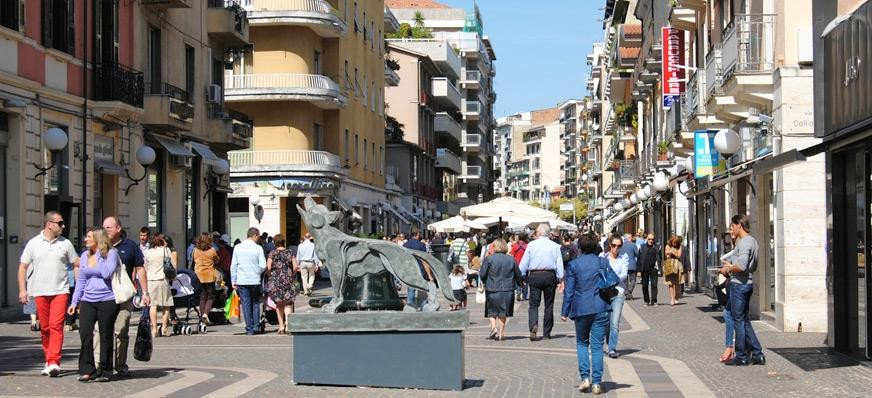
[1,278,871,397]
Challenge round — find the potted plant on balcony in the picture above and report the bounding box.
[657,140,671,161]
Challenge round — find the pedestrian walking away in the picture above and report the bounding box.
[266,234,299,334]
[17,211,80,377]
[193,233,221,326]
[663,235,685,306]
[600,235,628,358]
[638,233,662,306]
[510,234,528,301]
[561,233,612,395]
[519,224,565,341]
[479,239,523,341]
[720,214,765,366]
[296,233,320,296]
[619,233,639,300]
[69,228,120,382]
[231,227,267,335]
[402,231,429,306]
[143,234,176,337]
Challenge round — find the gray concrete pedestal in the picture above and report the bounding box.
[289,310,468,391]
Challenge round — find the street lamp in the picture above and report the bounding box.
[203,159,230,198]
[32,127,69,178]
[622,198,632,208]
[714,129,741,159]
[653,172,670,193]
[643,184,653,198]
[249,194,261,207]
[684,155,695,174]
[630,193,638,204]
[614,202,623,212]
[123,146,156,195]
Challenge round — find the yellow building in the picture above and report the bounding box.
[227,1,391,242]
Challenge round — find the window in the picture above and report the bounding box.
[354,68,360,97]
[0,1,25,33]
[148,26,162,86]
[344,129,350,164]
[354,133,359,164]
[313,123,323,151]
[364,138,368,170]
[184,158,200,243]
[379,146,384,175]
[147,150,164,231]
[371,81,376,112]
[353,2,359,33]
[363,11,367,40]
[344,60,351,90]
[371,142,375,173]
[371,21,375,49]
[313,50,322,75]
[185,45,195,102]
[42,0,75,55]
[362,75,367,104]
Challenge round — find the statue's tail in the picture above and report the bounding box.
[411,251,458,304]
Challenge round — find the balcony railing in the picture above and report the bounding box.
[464,100,481,114]
[243,0,347,36]
[228,150,341,168]
[434,112,462,141]
[208,0,249,35]
[436,148,462,174]
[721,14,776,79]
[462,165,482,178]
[683,71,703,121]
[146,82,193,119]
[704,46,721,100]
[224,73,346,107]
[431,77,462,109]
[226,73,339,91]
[93,62,144,108]
[617,160,638,185]
[462,133,481,146]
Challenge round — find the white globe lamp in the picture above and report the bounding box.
[135,146,156,167]
[44,127,69,151]
[630,193,638,204]
[653,172,670,192]
[249,194,261,207]
[614,202,623,212]
[714,129,741,159]
[643,184,653,198]
[685,155,695,173]
[212,159,230,175]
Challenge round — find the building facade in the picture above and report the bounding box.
[226,0,390,243]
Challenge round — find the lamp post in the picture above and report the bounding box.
[32,127,69,178]
[124,146,156,196]
[714,129,741,161]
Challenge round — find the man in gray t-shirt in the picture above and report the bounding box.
[719,215,764,366]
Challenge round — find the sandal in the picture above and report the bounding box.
[488,328,497,340]
[77,374,94,382]
[719,348,735,363]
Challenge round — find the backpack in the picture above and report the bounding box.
[561,245,572,263]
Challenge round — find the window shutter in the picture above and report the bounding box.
[67,0,75,54]
[42,0,52,47]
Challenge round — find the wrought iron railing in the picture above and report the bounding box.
[93,62,144,108]
[146,82,189,103]
[721,14,776,79]
[208,0,248,35]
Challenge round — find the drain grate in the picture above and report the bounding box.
[769,347,860,372]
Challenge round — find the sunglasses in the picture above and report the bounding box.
[49,220,65,227]
[610,243,622,248]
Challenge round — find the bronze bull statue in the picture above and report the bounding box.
[296,197,457,313]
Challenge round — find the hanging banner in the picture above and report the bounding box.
[693,130,725,178]
[662,27,686,107]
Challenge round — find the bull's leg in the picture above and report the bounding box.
[422,281,440,312]
[323,264,345,313]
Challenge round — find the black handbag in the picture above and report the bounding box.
[133,307,153,362]
[162,248,177,281]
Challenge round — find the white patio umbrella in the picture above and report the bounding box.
[460,196,559,220]
[427,216,487,233]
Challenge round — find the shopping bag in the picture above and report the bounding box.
[224,291,240,321]
[133,307,153,362]
[475,287,486,304]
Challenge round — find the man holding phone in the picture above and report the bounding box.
[719,214,765,366]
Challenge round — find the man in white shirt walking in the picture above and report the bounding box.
[18,211,80,377]
[297,233,320,295]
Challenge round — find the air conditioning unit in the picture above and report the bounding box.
[170,154,192,169]
[206,84,223,103]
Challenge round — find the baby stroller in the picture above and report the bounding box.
[161,269,207,335]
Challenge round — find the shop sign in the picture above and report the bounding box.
[94,136,114,162]
[693,130,725,178]
[822,0,872,137]
[662,27,686,107]
[282,177,336,193]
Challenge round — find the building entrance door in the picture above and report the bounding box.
[0,124,7,307]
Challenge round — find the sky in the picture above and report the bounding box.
[437,0,605,117]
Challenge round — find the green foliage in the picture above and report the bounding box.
[658,140,671,154]
[385,114,405,142]
[613,103,638,128]
[385,22,432,39]
[549,197,588,222]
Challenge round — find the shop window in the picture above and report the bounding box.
[147,150,164,231]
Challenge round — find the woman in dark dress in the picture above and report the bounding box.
[479,238,523,341]
[266,234,298,334]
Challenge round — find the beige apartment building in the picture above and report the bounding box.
[226,0,391,242]
[0,0,250,309]
[503,108,562,203]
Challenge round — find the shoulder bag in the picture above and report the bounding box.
[475,285,486,304]
[112,257,137,304]
[596,259,620,301]
[162,248,177,281]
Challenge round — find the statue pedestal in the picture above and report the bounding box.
[289,310,468,391]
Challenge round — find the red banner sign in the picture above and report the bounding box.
[661,27,685,107]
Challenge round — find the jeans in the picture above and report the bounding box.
[95,300,131,372]
[527,271,558,336]
[78,300,119,377]
[515,275,528,299]
[34,294,68,365]
[573,312,610,384]
[606,294,625,352]
[641,270,658,304]
[237,285,262,334]
[625,271,637,298]
[724,305,735,348]
[729,283,763,361]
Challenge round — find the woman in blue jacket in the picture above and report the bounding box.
[561,233,612,395]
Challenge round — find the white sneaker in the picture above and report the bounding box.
[40,363,50,376]
[48,364,61,377]
[578,379,591,392]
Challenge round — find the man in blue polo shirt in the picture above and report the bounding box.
[100,216,148,378]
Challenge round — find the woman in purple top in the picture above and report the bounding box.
[67,227,120,382]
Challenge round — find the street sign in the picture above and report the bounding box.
[693,130,726,178]
[559,203,574,211]
[662,27,685,107]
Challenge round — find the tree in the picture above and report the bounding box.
[549,197,588,222]
[413,11,426,28]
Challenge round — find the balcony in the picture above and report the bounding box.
[207,0,250,49]
[384,62,400,86]
[206,104,253,150]
[385,39,461,79]
[669,1,700,31]
[463,100,481,120]
[461,133,482,152]
[224,73,347,109]
[244,0,347,38]
[431,77,462,110]
[93,62,144,108]
[617,160,638,189]
[228,149,346,177]
[436,148,462,174]
[141,0,191,9]
[461,164,482,179]
[721,15,776,79]
[143,83,193,132]
[460,70,481,89]
[434,112,462,143]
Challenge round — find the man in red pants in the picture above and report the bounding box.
[18,211,79,377]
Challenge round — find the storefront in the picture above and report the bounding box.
[813,0,872,360]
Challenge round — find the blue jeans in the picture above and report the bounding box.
[237,285,262,335]
[573,312,609,384]
[607,294,625,352]
[724,305,735,347]
[729,283,763,361]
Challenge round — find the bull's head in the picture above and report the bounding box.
[296,196,342,238]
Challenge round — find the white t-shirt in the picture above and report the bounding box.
[20,231,79,297]
[450,273,466,290]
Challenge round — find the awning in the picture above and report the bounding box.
[396,204,423,225]
[334,197,353,213]
[752,141,828,175]
[689,169,752,197]
[188,141,222,166]
[95,161,125,176]
[382,202,410,224]
[152,135,194,157]
[608,206,639,225]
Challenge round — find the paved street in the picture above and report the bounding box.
[1,278,871,397]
